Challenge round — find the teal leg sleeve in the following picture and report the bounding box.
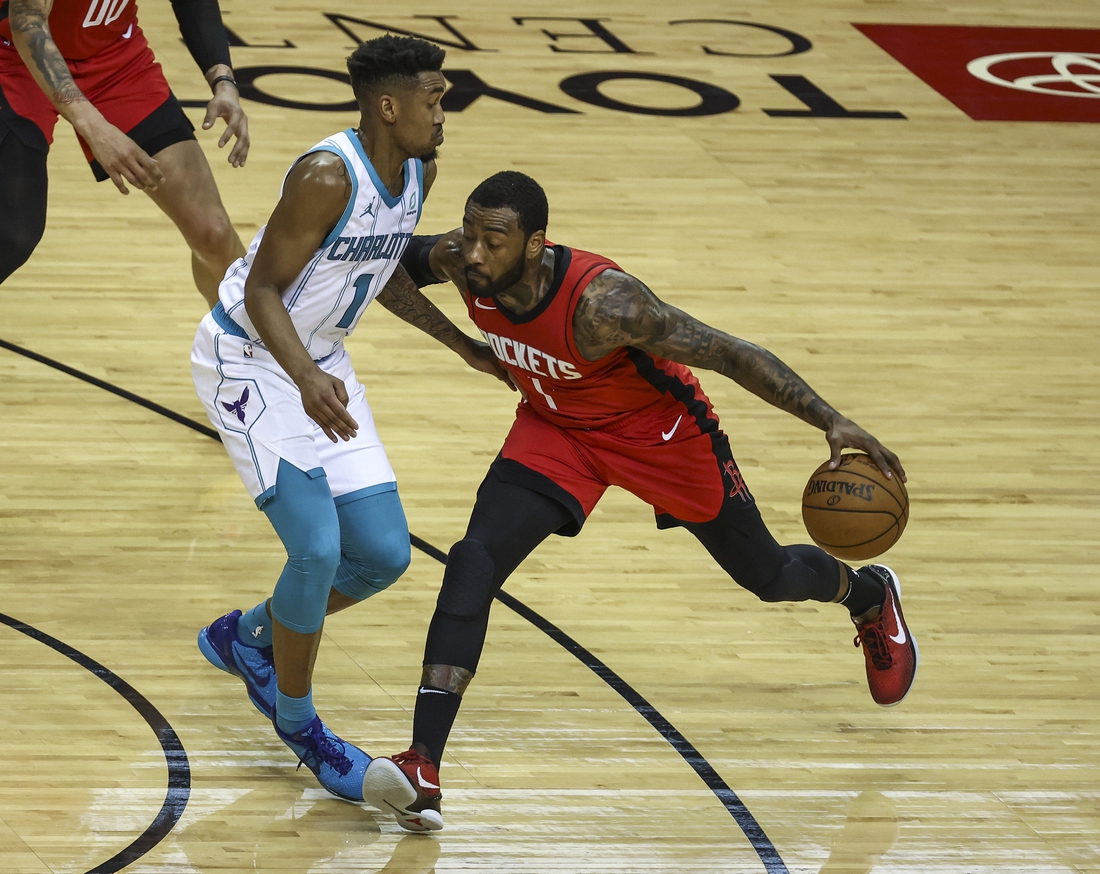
[331,486,411,602]
[264,459,341,634]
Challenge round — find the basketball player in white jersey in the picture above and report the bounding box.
[190,35,511,804]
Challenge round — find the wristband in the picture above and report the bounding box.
[210,75,238,93]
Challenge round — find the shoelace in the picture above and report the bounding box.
[392,750,431,768]
[238,644,275,682]
[853,624,893,670]
[391,750,441,800]
[295,725,354,776]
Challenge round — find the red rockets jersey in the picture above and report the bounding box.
[467,244,713,430]
[1,0,140,60]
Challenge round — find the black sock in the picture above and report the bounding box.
[412,685,463,768]
[842,567,886,618]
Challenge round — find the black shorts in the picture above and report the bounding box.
[88,95,196,182]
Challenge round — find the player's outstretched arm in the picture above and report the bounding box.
[397,231,464,295]
[170,0,248,166]
[9,0,164,194]
[574,271,905,480]
[244,153,360,442]
[376,265,516,391]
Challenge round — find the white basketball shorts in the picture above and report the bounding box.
[191,311,396,506]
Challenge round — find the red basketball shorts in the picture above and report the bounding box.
[0,24,170,160]
[498,398,754,531]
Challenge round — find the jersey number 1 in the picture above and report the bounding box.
[336,273,375,329]
[530,377,558,410]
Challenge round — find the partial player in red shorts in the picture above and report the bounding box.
[0,0,249,305]
[349,171,918,831]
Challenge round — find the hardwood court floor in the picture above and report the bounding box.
[1,0,1098,872]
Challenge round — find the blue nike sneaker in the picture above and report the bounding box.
[274,714,372,801]
[197,609,277,719]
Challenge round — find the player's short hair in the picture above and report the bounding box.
[346,34,445,100]
[467,171,549,239]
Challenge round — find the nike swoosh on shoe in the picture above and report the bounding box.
[417,766,440,791]
[887,596,907,645]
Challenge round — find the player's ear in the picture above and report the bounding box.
[525,230,546,260]
[378,93,397,124]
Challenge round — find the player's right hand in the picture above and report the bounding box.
[824,416,906,483]
[203,86,250,168]
[298,367,359,443]
[459,338,519,391]
[85,120,166,195]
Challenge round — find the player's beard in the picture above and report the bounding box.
[420,124,444,162]
[465,254,526,299]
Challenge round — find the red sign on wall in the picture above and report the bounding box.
[854,24,1100,122]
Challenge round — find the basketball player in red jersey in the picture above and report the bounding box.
[0,0,247,306]
[357,171,918,831]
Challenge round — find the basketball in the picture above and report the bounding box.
[801,454,908,561]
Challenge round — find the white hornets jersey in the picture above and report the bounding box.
[216,129,425,360]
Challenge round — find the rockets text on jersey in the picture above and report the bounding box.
[476,329,582,383]
[466,245,707,429]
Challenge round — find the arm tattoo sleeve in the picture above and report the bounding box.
[11,1,87,107]
[716,340,839,430]
[575,271,840,430]
[377,265,466,349]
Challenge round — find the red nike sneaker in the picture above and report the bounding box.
[852,565,919,706]
[363,749,443,832]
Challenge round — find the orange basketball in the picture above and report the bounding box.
[801,453,908,561]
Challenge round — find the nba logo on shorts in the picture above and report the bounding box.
[854,24,1100,122]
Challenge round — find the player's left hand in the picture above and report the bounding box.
[459,338,519,392]
[203,84,250,167]
[824,416,907,482]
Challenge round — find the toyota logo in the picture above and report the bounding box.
[967,52,1100,98]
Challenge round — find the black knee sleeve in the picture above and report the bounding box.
[752,544,840,603]
[753,564,804,602]
[436,539,497,618]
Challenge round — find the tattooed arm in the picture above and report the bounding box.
[9,0,165,194]
[376,264,468,351]
[572,270,905,479]
[376,264,515,389]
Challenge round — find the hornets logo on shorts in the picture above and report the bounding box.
[216,380,265,433]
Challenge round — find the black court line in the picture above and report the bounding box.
[0,612,190,874]
[410,536,787,873]
[2,337,789,874]
[0,338,221,442]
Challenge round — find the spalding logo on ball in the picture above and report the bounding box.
[802,453,908,560]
